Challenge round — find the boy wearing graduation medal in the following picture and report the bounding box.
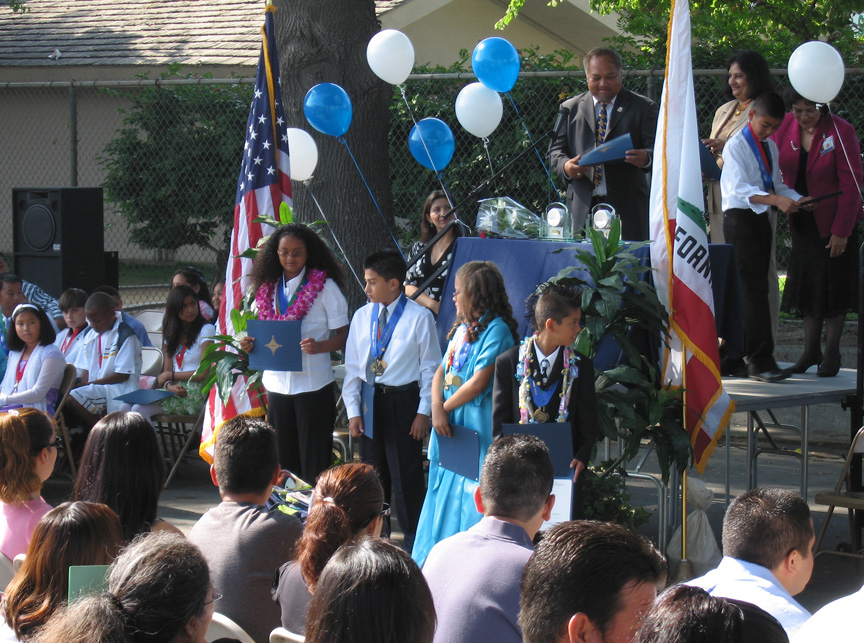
[343,251,441,551]
[720,91,813,383]
[492,282,597,511]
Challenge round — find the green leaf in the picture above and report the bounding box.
[279,202,294,225]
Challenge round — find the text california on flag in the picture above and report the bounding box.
[648,0,734,474]
[200,4,291,462]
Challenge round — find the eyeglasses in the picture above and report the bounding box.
[41,436,64,451]
[792,107,820,117]
[204,588,222,606]
[380,503,391,517]
[277,251,305,259]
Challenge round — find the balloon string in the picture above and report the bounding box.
[336,135,406,260]
[399,85,448,193]
[505,91,559,200]
[826,107,864,205]
[482,137,495,176]
[302,179,366,295]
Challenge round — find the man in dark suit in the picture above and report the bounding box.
[492,283,597,514]
[549,47,659,241]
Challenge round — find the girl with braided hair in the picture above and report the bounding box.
[412,261,518,565]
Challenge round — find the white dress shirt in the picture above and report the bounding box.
[792,582,862,642]
[721,128,801,213]
[260,271,349,395]
[342,296,441,418]
[687,556,810,636]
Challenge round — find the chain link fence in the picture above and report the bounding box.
[0,69,862,309]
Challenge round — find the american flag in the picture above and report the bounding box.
[199,4,290,462]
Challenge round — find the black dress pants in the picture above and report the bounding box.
[358,384,425,552]
[723,208,777,372]
[268,383,336,485]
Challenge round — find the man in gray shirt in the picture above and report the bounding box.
[422,434,555,643]
[189,416,302,643]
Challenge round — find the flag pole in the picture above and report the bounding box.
[674,352,694,582]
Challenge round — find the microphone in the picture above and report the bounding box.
[550,106,570,137]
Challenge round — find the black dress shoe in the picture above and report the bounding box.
[748,369,790,383]
[783,353,822,375]
[817,355,841,377]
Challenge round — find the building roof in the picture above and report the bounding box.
[0,0,264,67]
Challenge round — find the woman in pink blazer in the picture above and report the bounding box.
[772,87,863,376]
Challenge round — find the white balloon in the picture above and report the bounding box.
[788,41,845,103]
[454,82,503,139]
[286,128,318,182]
[367,29,415,85]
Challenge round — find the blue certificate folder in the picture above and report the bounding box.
[361,381,375,440]
[502,423,574,478]
[247,320,302,372]
[699,140,722,181]
[114,389,173,405]
[437,424,481,481]
[578,133,633,166]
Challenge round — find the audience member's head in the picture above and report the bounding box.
[37,532,214,643]
[162,284,205,356]
[305,537,436,643]
[725,599,790,643]
[520,520,667,643]
[634,585,743,643]
[476,434,554,535]
[2,501,123,639]
[0,274,25,318]
[211,280,225,314]
[92,285,122,311]
[172,266,214,310]
[58,288,88,331]
[7,303,56,351]
[0,409,57,503]
[83,292,117,335]
[74,412,166,542]
[295,462,385,588]
[722,488,814,596]
[212,415,279,498]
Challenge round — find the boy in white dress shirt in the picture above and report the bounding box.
[67,292,142,429]
[721,91,812,383]
[343,251,442,551]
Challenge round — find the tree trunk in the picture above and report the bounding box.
[275,0,393,310]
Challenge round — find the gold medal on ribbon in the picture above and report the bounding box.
[370,359,387,376]
[532,409,549,423]
[444,372,453,390]
[450,374,462,387]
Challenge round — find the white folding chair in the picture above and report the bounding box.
[270,627,305,643]
[0,552,16,591]
[141,346,164,377]
[813,425,864,560]
[134,309,165,332]
[206,612,255,643]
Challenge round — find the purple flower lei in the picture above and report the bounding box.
[255,269,327,321]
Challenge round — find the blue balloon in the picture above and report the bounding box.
[471,37,520,93]
[303,83,353,137]
[408,118,455,172]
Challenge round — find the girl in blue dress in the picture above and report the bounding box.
[412,261,518,565]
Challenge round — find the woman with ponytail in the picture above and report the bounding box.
[272,462,385,635]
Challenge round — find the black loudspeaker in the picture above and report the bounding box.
[12,187,105,298]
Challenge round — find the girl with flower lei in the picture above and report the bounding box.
[412,261,519,566]
[241,224,350,483]
[492,282,598,500]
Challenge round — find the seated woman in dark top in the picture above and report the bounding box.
[272,462,385,636]
[404,190,459,316]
